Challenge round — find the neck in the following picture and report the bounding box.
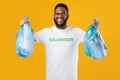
[56,25,67,30]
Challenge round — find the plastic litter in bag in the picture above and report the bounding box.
[16,16,34,57]
[84,21,107,59]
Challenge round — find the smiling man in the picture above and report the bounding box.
[20,3,99,80]
[54,4,69,29]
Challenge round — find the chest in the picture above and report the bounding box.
[43,30,78,48]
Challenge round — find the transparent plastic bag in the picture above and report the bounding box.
[16,16,34,57]
[84,25,107,59]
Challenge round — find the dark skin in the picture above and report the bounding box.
[54,7,69,29]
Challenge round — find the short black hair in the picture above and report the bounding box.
[54,3,69,13]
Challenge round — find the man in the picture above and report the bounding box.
[20,3,99,80]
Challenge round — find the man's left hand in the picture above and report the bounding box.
[93,18,99,28]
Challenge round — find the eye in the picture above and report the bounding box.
[56,13,59,15]
[55,13,67,16]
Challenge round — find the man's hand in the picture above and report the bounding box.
[19,18,28,26]
[93,18,99,28]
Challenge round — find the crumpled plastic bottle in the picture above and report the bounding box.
[84,22,107,59]
[16,16,34,57]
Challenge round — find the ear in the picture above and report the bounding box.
[53,13,55,17]
[67,14,69,18]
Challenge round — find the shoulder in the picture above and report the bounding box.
[35,27,52,34]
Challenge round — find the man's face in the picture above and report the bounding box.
[54,7,69,28]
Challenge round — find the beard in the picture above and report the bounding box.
[54,17,68,29]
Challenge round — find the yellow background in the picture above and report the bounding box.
[0,0,119,80]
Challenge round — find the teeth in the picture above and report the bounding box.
[58,19,62,21]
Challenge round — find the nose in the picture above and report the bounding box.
[57,13,63,18]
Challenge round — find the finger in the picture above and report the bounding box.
[94,18,99,23]
[19,19,26,26]
[93,18,99,27]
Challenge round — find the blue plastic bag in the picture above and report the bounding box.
[16,16,34,57]
[84,25,107,59]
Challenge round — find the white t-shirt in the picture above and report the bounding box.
[34,26,85,80]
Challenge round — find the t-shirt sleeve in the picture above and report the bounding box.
[76,28,85,43]
[34,29,46,43]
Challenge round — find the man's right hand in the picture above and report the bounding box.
[19,18,28,26]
